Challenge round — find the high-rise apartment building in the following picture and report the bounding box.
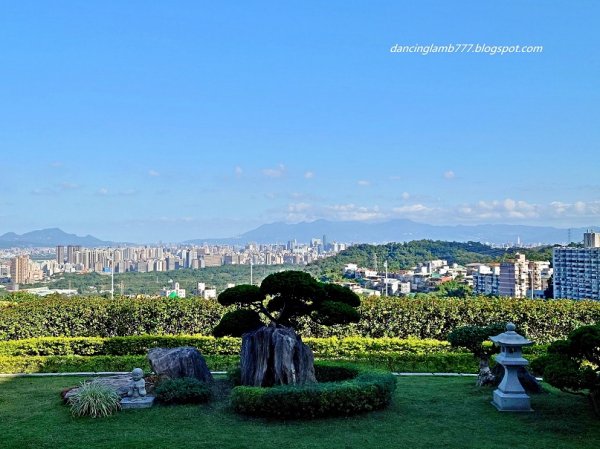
[553,232,600,300]
[498,253,530,298]
[66,245,81,264]
[56,245,66,264]
[10,255,30,285]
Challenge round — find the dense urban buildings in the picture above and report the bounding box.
[553,231,600,300]
[0,239,346,290]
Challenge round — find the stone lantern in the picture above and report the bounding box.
[489,322,533,412]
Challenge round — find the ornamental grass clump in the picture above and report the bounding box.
[68,380,121,418]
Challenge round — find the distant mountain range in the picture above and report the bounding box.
[0,228,116,248]
[1,220,594,248]
[185,219,592,246]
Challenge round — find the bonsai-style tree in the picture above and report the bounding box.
[213,271,360,387]
[448,323,505,386]
[533,324,600,415]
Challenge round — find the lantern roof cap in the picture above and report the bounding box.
[489,322,532,347]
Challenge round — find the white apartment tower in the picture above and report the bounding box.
[553,231,600,300]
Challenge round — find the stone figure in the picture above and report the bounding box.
[127,368,147,399]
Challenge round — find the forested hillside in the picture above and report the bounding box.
[306,240,554,280]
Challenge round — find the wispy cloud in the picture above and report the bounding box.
[262,164,286,178]
[443,170,455,180]
[148,169,160,177]
[234,166,243,177]
[118,189,138,196]
[357,180,370,187]
[49,161,63,168]
[284,202,384,222]
[97,187,109,196]
[304,171,315,179]
[58,182,80,191]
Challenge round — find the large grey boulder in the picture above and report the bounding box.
[240,325,317,387]
[147,347,213,383]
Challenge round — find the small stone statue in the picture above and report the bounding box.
[127,368,147,399]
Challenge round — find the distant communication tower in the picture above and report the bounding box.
[373,252,378,271]
[568,228,572,244]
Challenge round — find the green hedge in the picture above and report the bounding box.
[0,354,239,374]
[231,363,397,419]
[1,296,598,343]
[0,335,452,357]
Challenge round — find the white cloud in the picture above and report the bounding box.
[401,192,410,200]
[549,200,600,217]
[393,204,434,214]
[148,170,160,177]
[97,188,109,196]
[262,164,286,178]
[49,161,63,168]
[357,180,370,187]
[275,198,600,226]
[304,171,315,179]
[443,170,455,180]
[234,166,243,177]
[325,204,383,221]
[456,198,540,220]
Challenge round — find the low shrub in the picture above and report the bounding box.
[314,362,360,382]
[230,365,396,419]
[68,380,121,418]
[154,377,212,405]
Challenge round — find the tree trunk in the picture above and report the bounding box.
[477,356,497,387]
[240,324,317,387]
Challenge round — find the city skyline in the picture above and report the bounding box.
[1,1,599,242]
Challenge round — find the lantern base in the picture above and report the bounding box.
[491,390,533,412]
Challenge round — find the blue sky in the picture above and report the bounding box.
[1,1,599,242]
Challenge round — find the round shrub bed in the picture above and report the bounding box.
[230,363,396,419]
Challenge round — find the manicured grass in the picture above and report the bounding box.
[0,375,598,449]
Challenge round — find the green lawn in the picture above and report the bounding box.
[0,375,598,449]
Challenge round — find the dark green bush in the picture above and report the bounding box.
[230,366,396,419]
[533,324,600,415]
[154,377,212,405]
[314,362,360,382]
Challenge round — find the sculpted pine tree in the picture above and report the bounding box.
[213,271,360,387]
[448,324,505,386]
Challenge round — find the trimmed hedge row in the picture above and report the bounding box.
[1,296,598,343]
[231,363,397,419]
[0,353,476,374]
[0,354,239,374]
[0,335,453,357]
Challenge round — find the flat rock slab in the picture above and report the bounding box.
[120,396,155,409]
[63,375,131,400]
